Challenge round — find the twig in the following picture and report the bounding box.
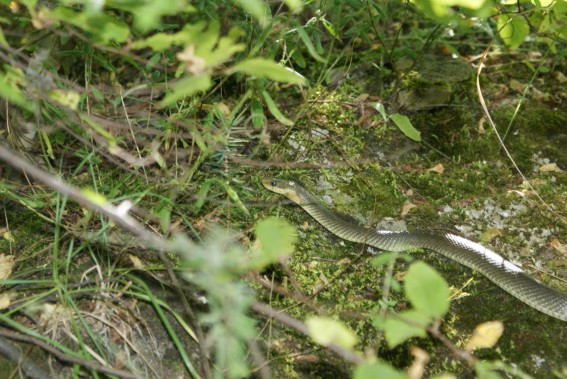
[251,302,363,365]
[475,37,567,227]
[0,336,52,379]
[0,329,139,378]
[426,320,476,365]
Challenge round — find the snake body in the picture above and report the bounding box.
[262,178,567,322]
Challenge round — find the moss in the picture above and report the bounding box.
[259,75,567,376]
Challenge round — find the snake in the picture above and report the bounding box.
[262,178,567,322]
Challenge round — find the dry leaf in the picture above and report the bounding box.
[407,347,430,379]
[0,292,14,310]
[0,254,15,280]
[465,320,504,350]
[427,163,445,174]
[554,71,567,83]
[128,254,145,269]
[337,258,351,265]
[1,228,15,243]
[531,87,549,102]
[531,178,547,186]
[294,354,320,363]
[550,239,567,257]
[480,227,502,243]
[401,200,417,217]
[477,117,486,135]
[354,93,369,102]
[539,163,562,173]
[509,79,525,92]
[176,44,206,75]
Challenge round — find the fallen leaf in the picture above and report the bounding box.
[480,227,502,243]
[477,117,486,135]
[176,44,206,75]
[1,229,15,243]
[465,320,504,350]
[128,254,145,269]
[401,200,417,217]
[0,292,14,310]
[0,254,15,280]
[550,239,567,257]
[337,258,351,265]
[509,79,525,92]
[294,354,320,363]
[531,87,549,102]
[539,163,562,173]
[407,347,430,379]
[427,163,444,174]
[554,71,567,83]
[306,316,358,350]
[530,178,547,186]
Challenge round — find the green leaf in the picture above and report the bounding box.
[0,68,33,112]
[130,0,190,32]
[81,188,107,206]
[290,46,307,69]
[44,7,130,44]
[405,261,450,318]
[498,14,530,49]
[306,317,358,350]
[48,89,80,110]
[222,183,250,216]
[79,115,117,147]
[0,27,7,46]
[370,251,399,266]
[283,0,303,12]
[374,102,388,122]
[232,0,270,25]
[375,310,430,348]
[160,75,212,106]
[389,113,421,142]
[40,130,55,160]
[252,218,296,268]
[321,18,339,40]
[250,98,266,129]
[156,202,172,234]
[262,90,294,126]
[354,361,406,379]
[194,180,212,212]
[295,24,327,63]
[410,0,493,22]
[184,22,245,68]
[474,362,505,379]
[232,58,307,85]
[131,22,207,51]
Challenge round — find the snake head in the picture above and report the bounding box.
[262,178,304,204]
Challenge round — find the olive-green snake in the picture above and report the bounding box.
[262,178,567,322]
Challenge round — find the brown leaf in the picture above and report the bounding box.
[509,79,525,93]
[427,163,444,174]
[550,239,567,257]
[539,163,562,173]
[0,254,15,280]
[401,200,417,217]
[480,227,502,243]
[465,320,504,350]
[128,254,145,269]
[1,229,15,243]
[408,347,430,379]
[0,292,14,310]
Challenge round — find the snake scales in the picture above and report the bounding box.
[262,178,567,322]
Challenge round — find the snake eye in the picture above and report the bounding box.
[271,181,278,187]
